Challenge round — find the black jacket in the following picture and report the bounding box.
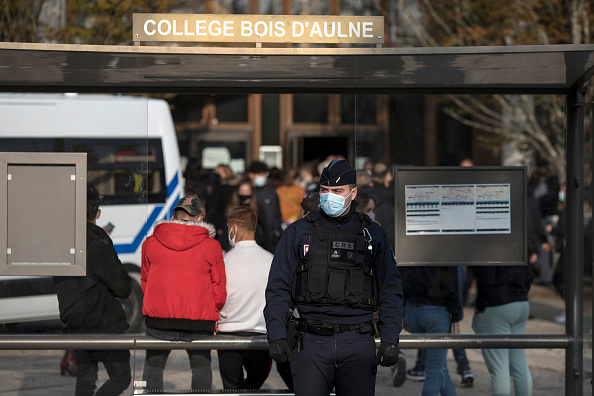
[264,206,404,345]
[473,264,534,313]
[400,266,462,323]
[256,185,283,250]
[54,222,132,333]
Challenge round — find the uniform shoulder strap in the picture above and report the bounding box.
[305,211,326,241]
[356,212,372,229]
[305,211,321,224]
[356,212,375,268]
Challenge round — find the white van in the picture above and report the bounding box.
[0,94,184,332]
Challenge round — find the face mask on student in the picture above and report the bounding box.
[295,176,313,189]
[254,176,268,187]
[238,194,252,205]
[228,226,237,248]
[320,190,353,217]
[558,191,565,202]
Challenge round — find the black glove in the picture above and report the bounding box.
[269,338,292,363]
[376,342,399,367]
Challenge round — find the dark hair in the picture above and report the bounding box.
[228,206,258,232]
[248,161,269,174]
[371,162,389,179]
[300,191,320,214]
[225,178,258,217]
[355,190,375,213]
[87,183,100,221]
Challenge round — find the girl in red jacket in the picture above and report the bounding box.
[141,196,226,392]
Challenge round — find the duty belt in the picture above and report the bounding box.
[301,320,373,336]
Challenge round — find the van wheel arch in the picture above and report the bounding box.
[118,264,145,333]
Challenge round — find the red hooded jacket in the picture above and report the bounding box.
[141,219,226,332]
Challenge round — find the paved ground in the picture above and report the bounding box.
[0,284,591,395]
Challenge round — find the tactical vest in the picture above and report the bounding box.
[292,211,379,311]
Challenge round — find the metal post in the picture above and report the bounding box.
[566,87,586,396]
[591,100,594,389]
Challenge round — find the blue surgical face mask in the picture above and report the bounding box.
[558,191,565,202]
[254,175,268,187]
[368,212,376,222]
[320,190,353,217]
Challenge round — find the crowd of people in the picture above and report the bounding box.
[52,156,576,396]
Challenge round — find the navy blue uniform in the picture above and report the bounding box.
[264,208,404,395]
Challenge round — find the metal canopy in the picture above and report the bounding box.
[1,42,594,94]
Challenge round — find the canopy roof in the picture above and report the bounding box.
[1,42,594,94]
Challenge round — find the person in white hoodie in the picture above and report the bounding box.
[217,206,274,389]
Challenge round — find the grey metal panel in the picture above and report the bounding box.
[0,152,87,276]
[7,165,76,267]
[0,43,593,94]
[394,166,527,266]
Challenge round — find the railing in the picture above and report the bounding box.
[0,333,570,350]
[0,333,575,395]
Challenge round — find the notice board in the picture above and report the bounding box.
[394,166,527,266]
[0,152,87,276]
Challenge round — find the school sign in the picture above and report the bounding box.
[133,14,384,44]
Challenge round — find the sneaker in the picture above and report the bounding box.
[461,369,474,388]
[391,353,406,387]
[406,365,425,382]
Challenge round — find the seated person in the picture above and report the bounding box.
[217,206,274,389]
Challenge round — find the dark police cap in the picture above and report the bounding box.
[319,159,356,186]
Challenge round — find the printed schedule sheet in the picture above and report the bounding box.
[405,184,511,235]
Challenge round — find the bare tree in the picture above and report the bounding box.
[0,0,45,42]
[48,0,174,45]
[396,0,591,179]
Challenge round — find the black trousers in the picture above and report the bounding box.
[291,329,377,396]
[75,349,131,396]
[217,332,271,389]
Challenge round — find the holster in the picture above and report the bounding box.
[286,314,298,349]
[371,318,382,338]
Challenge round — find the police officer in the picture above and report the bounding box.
[264,159,404,396]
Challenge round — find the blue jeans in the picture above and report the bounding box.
[415,267,470,377]
[473,301,532,396]
[405,304,457,396]
[75,350,131,396]
[144,327,213,392]
[417,348,470,374]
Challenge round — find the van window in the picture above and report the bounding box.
[0,138,167,205]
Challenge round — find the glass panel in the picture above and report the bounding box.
[355,93,573,391]
[585,98,593,385]
[0,88,586,393]
[262,94,280,145]
[0,94,156,339]
[197,140,247,173]
[341,94,376,124]
[293,94,328,123]
[215,95,249,123]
